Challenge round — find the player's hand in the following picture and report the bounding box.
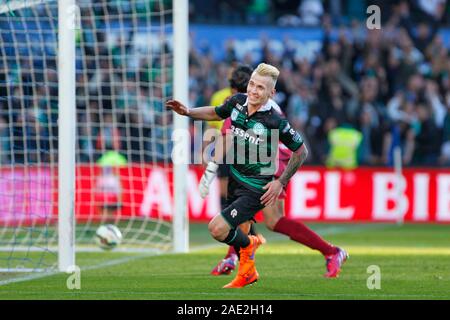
[260,180,283,207]
[198,162,219,198]
[165,99,190,116]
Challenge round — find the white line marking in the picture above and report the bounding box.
[0,254,156,286]
[0,289,447,299]
[0,224,392,287]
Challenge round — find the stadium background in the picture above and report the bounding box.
[1,0,449,166]
[0,0,449,302]
[1,0,450,224]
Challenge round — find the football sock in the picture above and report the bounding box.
[221,228,250,249]
[226,245,236,257]
[273,217,337,256]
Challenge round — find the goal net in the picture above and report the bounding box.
[0,0,181,273]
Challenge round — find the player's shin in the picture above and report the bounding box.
[220,228,251,249]
[273,217,337,256]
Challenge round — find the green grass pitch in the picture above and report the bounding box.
[0,223,449,300]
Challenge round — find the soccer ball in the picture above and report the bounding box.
[95,224,123,250]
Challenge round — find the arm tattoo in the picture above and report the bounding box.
[278,145,308,186]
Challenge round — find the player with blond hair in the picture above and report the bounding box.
[167,63,346,288]
[201,64,348,279]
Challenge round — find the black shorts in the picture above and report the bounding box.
[220,175,265,228]
[217,163,230,178]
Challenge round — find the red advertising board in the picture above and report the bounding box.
[1,165,449,223]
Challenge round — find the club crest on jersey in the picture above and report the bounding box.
[235,103,243,111]
[252,122,266,136]
[231,109,239,121]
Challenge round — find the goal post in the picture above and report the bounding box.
[57,0,76,272]
[172,0,189,253]
[0,0,189,273]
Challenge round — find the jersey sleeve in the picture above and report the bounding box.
[214,95,235,119]
[278,119,304,152]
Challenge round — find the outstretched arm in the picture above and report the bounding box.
[165,99,222,121]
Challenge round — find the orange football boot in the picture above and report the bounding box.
[223,235,262,288]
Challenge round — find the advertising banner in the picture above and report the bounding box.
[81,165,450,223]
[1,166,449,223]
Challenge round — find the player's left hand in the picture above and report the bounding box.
[260,180,283,207]
[165,99,190,115]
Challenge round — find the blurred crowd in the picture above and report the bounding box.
[0,0,449,168]
[0,0,174,164]
[190,0,450,167]
[190,0,450,26]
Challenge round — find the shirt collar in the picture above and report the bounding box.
[243,97,273,112]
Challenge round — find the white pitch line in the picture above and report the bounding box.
[0,253,157,287]
[0,224,390,287]
[0,289,447,300]
[0,271,59,287]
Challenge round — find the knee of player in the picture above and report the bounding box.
[208,220,224,238]
[264,219,276,231]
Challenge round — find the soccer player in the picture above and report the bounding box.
[200,64,266,276]
[200,71,348,279]
[167,63,340,288]
[202,65,256,214]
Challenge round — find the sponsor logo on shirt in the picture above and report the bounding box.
[230,125,264,145]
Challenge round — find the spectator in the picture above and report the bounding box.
[246,0,271,25]
[218,0,247,24]
[190,0,219,23]
[298,0,324,26]
[93,164,124,223]
[439,92,450,165]
[78,111,95,163]
[124,111,147,163]
[88,58,120,111]
[416,0,447,22]
[0,115,9,163]
[11,109,49,164]
[95,113,121,159]
[326,122,362,169]
[354,77,391,165]
[3,0,450,168]
[286,79,313,133]
[413,103,442,165]
[386,94,417,165]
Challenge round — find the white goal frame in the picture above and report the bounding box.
[0,0,189,272]
[58,0,190,271]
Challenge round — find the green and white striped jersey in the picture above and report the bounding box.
[215,93,304,192]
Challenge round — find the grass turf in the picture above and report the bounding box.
[0,223,449,300]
